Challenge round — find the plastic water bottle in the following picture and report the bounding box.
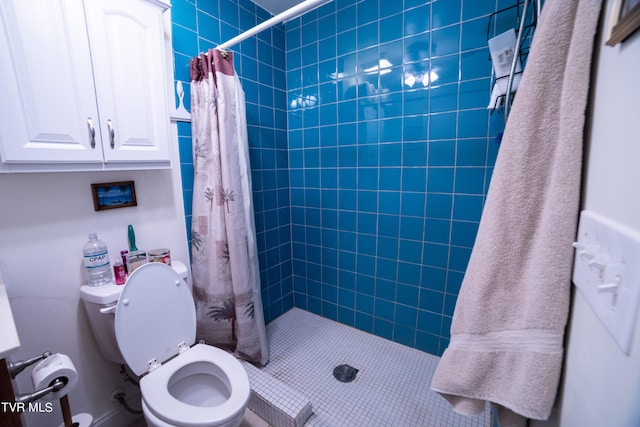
[83,233,113,286]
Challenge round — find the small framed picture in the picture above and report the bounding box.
[607,0,640,46]
[91,181,137,211]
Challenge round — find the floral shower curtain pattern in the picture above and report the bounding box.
[189,48,269,365]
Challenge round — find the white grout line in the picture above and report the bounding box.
[259,307,489,426]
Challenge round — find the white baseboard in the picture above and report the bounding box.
[91,392,143,427]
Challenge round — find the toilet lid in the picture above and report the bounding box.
[114,263,196,376]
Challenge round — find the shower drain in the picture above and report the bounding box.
[333,364,359,382]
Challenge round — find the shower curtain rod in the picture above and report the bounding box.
[216,0,333,50]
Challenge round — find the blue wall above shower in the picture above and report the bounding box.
[285,0,507,355]
[171,0,517,356]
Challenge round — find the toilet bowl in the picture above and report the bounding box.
[81,262,250,427]
[139,344,249,427]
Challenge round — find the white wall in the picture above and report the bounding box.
[0,128,189,426]
[540,2,640,426]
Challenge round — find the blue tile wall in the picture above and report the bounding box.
[171,0,293,323]
[170,0,527,357]
[285,0,506,356]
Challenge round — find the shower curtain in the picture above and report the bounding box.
[189,49,269,366]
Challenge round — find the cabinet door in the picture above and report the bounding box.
[0,0,103,164]
[83,0,171,163]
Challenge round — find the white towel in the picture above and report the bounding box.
[431,0,603,425]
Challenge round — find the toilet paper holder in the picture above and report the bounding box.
[8,351,51,378]
[8,351,66,403]
[15,377,66,404]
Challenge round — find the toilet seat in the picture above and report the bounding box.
[114,263,251,427]
[114,263,196,376]
[140,343,250,427]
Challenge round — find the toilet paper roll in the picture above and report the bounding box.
[31,353,78,400]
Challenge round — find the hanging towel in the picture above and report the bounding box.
[431,0,603,425]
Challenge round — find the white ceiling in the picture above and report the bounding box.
[253,0,305,16]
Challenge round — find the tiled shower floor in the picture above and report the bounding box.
[262,308,490,427]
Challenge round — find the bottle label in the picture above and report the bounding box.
[84,251,109,268]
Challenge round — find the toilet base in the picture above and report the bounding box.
[141,399,245,427]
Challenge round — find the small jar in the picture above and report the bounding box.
[148,248,171,265]
[113,259,126,285]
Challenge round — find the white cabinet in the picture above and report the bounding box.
[0,0,172,172]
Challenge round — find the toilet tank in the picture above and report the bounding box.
[80,261,188,365]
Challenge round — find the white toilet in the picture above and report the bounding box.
[80,262,250,427]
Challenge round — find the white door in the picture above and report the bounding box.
[0,0,103,163]
[83,0,171,163]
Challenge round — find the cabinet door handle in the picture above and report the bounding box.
[87,118,96,149]
[107,119,115,149]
